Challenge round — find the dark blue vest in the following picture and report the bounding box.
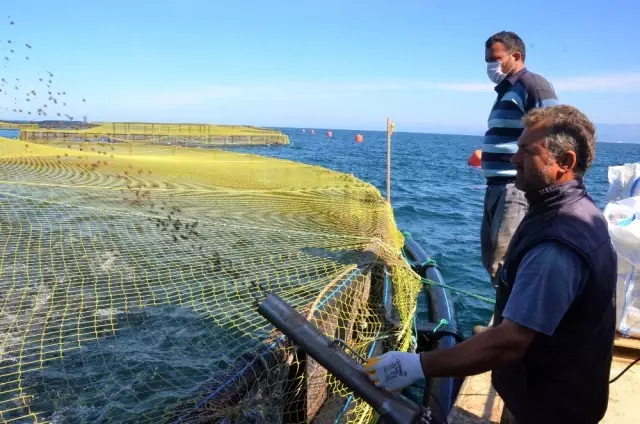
[492,178,617,424]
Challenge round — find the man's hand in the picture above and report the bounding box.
[364,351,424,391]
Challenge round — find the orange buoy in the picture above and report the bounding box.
[327,131,333,138]
[468,149,482,167]
[355,134,363,143]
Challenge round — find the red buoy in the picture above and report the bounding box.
[468,149,482,167]
[355,134,363,143]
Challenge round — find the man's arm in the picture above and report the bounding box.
[364,319,536,390]
[366,242,588,390]
[422,241,587,378]
[419,318,536,378]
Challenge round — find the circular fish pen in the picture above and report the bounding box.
[0,137,422,424]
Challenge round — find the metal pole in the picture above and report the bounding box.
[255,289,426,424]
[386,117,392,204]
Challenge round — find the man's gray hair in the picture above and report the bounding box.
[522,104,596,177]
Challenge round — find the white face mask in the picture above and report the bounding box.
[486,61,506,84]
[486,58,517,85]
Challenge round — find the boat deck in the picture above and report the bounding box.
[447,335,640,423]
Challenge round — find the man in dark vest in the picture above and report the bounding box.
[366,104,617,424]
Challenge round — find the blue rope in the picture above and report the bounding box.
[316,269,361,310]
[334,336,380,423]
[420,258,437,268]
[432,318,449,333]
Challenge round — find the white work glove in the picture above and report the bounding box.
[364,351,425,391]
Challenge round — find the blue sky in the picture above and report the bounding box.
[2,0,640,137]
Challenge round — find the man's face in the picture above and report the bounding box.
[485,41,517,75]
[511,123,560,192]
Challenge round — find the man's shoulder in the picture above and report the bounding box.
[520,241,582,267]
[514,69,558,108]
[516,241,590,292]
[517,69,552,87]
[517,70,557,96]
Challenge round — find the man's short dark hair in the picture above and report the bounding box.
[485,31,526,62]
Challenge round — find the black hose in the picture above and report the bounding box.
[609,354,640,384]
[402,233,462,424]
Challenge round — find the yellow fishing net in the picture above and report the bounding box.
[0,136,421,424]
[19,123,289,146]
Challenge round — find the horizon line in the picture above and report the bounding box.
[1,118,638,143]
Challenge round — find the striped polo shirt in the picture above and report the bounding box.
[482,68,558,181]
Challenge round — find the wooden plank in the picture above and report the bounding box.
[447,371,503,424]
[601,356,640,423]
[448,351,639,424]
[614,335,640,352]
[447,329,639,423]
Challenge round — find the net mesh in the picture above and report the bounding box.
[0,136,421,424]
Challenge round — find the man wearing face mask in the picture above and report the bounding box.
[475,31,558,334]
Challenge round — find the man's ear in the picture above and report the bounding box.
[513,51,523,62]
[558,150,577,173]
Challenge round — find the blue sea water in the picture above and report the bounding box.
[223,128,638,336]
[3,128,637,423]
[0,128,20,138]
